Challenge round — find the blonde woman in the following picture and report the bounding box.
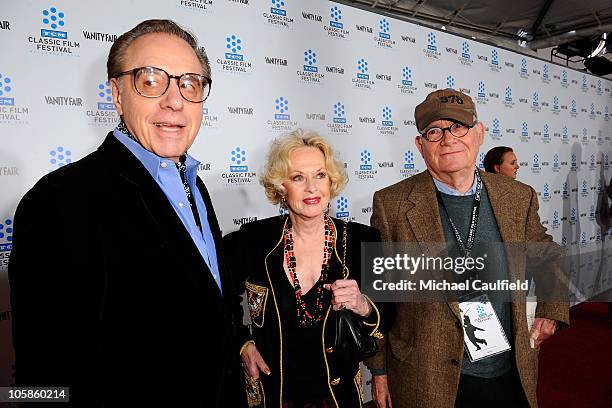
[224,129,384,408]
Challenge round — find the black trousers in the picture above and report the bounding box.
[454,368,530,408]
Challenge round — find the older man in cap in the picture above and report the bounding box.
[367,89,568,407]
[9,19,242,406]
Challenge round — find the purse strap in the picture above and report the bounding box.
[342,220,348,277]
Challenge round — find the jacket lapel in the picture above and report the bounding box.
[403,172,459,321]
[480,171,514,243]
[99,134,226,316]
[404,172,447,245]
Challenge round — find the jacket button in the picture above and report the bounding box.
[331,377,341,386]
[325,347,334,354]
[451,359,459,366]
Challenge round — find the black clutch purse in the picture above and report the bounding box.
[334,308,378,362]
[332,221,378,365]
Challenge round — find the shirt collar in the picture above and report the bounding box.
[431,170,478,196]
[113,126,200,179]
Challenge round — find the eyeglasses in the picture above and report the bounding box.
[113,66,212,103]
[421,121,474,142]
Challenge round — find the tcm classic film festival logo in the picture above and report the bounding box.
[373,18,395,48]
[327,101,352,134]
[398,66,417,94]
[377,106,398,136]
[488,118,502,141]
[423,32,441,59]
[263,0,294,28]
[352,58,375,90]
[296,48,325,85]
[86,80,117,126]
[28,6,80,56]
[400,150,420,178]
[217,34,252,74]
[267,96,297,132]
[324,5,349,39]
[458,41,473,66]
[334,196,354,221]
[0,72,30,124]
[488,49,502,72]
[221,146,256,185]
[354,149,378,180]
[475,81,489,105]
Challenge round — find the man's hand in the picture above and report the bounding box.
[372,374,393,408]
[530,317,557,348]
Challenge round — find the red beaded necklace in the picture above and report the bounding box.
[283,215,335,327]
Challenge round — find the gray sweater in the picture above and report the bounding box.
[438,186,513,378]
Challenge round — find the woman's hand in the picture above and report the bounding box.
[324,279,371,317]
[240,342,270,379]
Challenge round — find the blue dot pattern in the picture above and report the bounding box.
[275,97,288,113]
[226,35,242,53]
[330,6,341,22]
[98,81,112,102]
[333,102,345,117]
[231,147,247,165]
[42,7,65,29]
[360,149,371,164]
[0,74,12,96]
[304,49,316,65]
[0,219,13,242]
[49,146,72,168]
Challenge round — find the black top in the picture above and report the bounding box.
[279,274,329,399]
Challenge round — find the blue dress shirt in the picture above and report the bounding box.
[113,128,222,294]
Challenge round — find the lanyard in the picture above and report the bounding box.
[436,169,482,259]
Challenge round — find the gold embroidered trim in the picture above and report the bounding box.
[354,369,365,404]
[246,281,269,328]
[240,340,255,357]
[245,375,262,407]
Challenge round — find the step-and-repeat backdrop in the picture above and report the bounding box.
[1,0,611,393]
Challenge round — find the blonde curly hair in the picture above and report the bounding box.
[260,129,348,205]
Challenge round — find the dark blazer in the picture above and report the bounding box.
[8,132,241,406]
[224,216,384,408]
[368,170,569,408]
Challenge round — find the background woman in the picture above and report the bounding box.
[224,129,384,408]
[483,146,519,179]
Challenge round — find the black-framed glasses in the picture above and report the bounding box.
[421,121,475,142]
[113,66,212,103]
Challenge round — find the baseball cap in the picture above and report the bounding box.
[414,88,477,133]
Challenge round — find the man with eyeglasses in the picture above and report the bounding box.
[9,19,243,406]
[366,89,568,408]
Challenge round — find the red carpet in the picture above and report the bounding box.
[538,302,612,408]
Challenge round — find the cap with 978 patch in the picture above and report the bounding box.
[414,88,477,133]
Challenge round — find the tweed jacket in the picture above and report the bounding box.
[367,170,569,408]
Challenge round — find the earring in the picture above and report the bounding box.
[280,196,287,208]
[324,202,331,216]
